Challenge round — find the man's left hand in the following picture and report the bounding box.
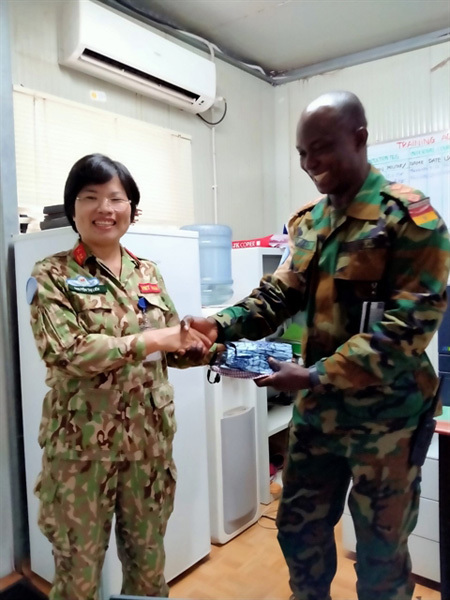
[255,357,311,392]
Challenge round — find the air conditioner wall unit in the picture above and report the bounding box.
[58,0,216,114]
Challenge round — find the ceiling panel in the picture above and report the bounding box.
[126,0,450,75]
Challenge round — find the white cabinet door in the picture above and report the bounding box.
[230,247,292,504]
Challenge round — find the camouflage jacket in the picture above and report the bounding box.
[213,168,450,432]
[30,241,185,461]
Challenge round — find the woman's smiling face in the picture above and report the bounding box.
[73,176,132,248]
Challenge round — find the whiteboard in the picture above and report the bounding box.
[368,131,450,227]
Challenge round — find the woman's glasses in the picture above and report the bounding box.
[76,195,131,212]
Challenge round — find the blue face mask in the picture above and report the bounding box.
[208,341,293,383]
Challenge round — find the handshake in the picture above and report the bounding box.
[140,316,219,358]
[176,315,220,357]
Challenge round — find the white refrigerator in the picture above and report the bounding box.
[13,226,210,597]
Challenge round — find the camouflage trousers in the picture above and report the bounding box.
[277,424,420,600]
[34,454,176,600]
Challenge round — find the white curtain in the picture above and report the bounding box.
[13,86,194,227]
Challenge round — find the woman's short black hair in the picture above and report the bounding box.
[64,153,140,233]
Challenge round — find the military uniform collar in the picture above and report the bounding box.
[71,241,141,269]
[124,247,141,266]
[342,165,387,221]
[71,240,92,266]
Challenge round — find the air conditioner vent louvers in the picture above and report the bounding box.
[81,49,200,102]
[58,0,216,113]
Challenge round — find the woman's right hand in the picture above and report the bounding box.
[142,325,213,355]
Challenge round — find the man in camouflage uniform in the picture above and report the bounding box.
[186,91,450,599]
[29,154,211,600]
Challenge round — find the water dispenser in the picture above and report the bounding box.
[181,224,234,306]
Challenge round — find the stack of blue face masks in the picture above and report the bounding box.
[208,341,293,382]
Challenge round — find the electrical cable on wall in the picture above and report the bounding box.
[211,126,218,223]
[197,98,227,126]
[197,97,228,222]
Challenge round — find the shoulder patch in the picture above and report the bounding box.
[26,277,38,305]
[406,198,439,229]
[382,183,439,230]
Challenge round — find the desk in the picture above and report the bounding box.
[436,406,450,600]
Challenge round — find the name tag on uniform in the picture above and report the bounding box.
[139,282,161,293]
[67,276,106,294]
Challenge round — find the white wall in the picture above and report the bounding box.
[10,3,449,238]
[1,0,23,577]
[9,0,277,240]
[0,317,14,577]
[273,42,450,229]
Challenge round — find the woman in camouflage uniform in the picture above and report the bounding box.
[29,154,211,600]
